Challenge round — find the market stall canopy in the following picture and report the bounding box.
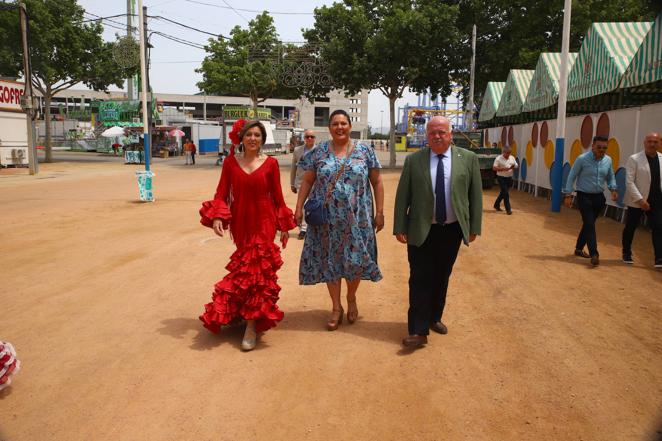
[621,13,662,91]
[478,82,506,122]
[100,126,125,137]
[495,70,535,117]
[523,52,579,112]
[567,21,652,101]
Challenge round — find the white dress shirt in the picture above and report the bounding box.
[430,147,457,224]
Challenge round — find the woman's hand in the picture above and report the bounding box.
[280,231,289,249]
[374,213,384,233]
[212,218,225,237]
[294,207,303,226]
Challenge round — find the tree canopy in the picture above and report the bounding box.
[0,0,137,162]
[450,0,661,113]
[197,12,300,115]
[304,0,461,167]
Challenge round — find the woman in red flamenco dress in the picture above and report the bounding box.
[199,120,296,351]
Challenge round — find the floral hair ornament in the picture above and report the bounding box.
[229,119,246,145]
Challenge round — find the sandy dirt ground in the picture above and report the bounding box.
[1,153,661,441]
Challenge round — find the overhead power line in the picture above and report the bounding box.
[220,0,249,23]
[184,0,314,15]
[151,31,206,50]
[149,15,227,38]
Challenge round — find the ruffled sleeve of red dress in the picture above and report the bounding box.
[200,158,233,229]
[269,158,297,232]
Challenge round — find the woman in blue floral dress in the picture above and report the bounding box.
[294,110,384,331]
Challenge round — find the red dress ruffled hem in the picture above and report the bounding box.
[0,341,20,391]
[199,238,285,333]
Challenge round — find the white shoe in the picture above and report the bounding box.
[241,323,257,351]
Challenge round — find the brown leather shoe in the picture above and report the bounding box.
[430,321,448,334]
[574,249,591,258]
[402,335,428,348]
[590,255,600,266]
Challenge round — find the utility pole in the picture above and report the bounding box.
[140,3,152,172]
[551,0,572,212]
[466,24,477,131]
[127,0,134,100]
[19,2,38,175]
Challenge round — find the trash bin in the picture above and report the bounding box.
[136,171,155,202]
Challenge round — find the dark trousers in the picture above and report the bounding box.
[575,191,606,257]
[494,176,513,211]
[622,204,662,260]
[407,222,463,336]
[191,153,196,164]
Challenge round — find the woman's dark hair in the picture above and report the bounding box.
[328,109,351,127]
[240,120,268,142]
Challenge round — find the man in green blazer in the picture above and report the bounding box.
[394,116,482,348]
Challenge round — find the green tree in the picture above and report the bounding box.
[304,0,460,167]
[197,12,299,117]
[449,0,660,116]
[0,0,137,162]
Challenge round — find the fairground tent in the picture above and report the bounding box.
[567,21,652,105]
[523,52,579,114]
[478,81,505,122]
[621,13,662,98]
[495,69,535,120]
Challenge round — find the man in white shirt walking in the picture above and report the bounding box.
[492,146,518,215]
[290,129,316,239]
[622,132,662,267]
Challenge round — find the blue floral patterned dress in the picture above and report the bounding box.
[299,141,383,284]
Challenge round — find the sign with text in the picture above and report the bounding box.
[0,80,25,112]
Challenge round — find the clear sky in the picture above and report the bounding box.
[77,0,423,132]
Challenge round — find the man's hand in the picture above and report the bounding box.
[564,195,573,208]
[610,190,618,201]
[469,234,477,243]
[395,233,408,244]
[291,186,297,194]
[639,199,651,211]
[294,208,303,226]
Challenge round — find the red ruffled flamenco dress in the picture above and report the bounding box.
[199,155,296,334]
[0,341,20,391]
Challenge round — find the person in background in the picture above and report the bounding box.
[563,136,618,267]
[492,145,518,215]
[622,132,662,268]
[190,140,197,165]
[290,129,317,240]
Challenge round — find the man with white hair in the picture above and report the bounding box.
[492,145,518,215]
[622,132,662,268]
[394,116,483,349]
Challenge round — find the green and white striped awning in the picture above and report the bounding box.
[495,69,534,117]
[478,81,505,122]
[568,21,652,101]
[622,13,662,90]
[523,52,578,112]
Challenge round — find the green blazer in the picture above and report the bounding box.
[393,146,483,247]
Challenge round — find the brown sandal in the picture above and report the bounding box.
[347,299,358,324]
[327,307,344,331]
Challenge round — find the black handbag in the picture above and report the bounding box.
[304,144,353,226]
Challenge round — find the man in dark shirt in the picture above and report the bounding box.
[622,132,662,268]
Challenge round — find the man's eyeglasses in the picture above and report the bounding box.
[305,135,316,139]
[595,146,608,151]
